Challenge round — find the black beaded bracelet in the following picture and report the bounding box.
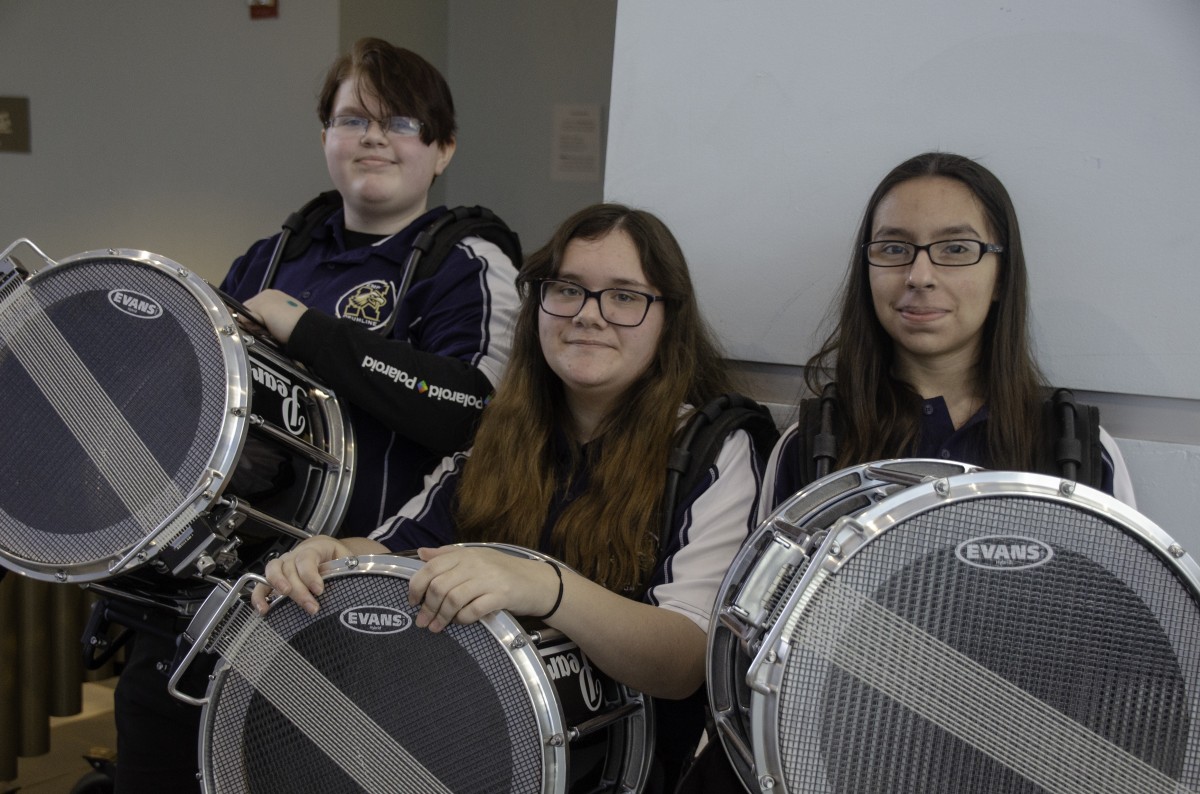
[533,560,564,620]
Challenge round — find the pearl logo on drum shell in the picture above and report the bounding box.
[339,605,412,634]
[250,361,309,437]
[107,289,163,319]
[955,535,1055,571]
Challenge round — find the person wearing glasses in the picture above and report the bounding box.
[224,38,519,532]
[109,39,519,794]
[678,150,1135,794]
[251,203,768,792]
[760,151,1134,515]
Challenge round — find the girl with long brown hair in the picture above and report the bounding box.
[253,203,768,788]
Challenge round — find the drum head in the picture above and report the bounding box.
[749,470,1200,793]
[203,558,559,793]
[0,251,244,580]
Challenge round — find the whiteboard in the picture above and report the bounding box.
[605,0,1200,400]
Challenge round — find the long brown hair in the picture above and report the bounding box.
[806,152,1046,470]
[455,204,732,594]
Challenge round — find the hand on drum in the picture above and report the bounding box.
[407,546,563,633]
[250,535,386,615]
[237,289,309,344]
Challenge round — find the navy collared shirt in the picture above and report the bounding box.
[914,396,992,465]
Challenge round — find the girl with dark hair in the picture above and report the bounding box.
[761,151,1134,511]
[680,151,1136,794]
[253,203,769,789]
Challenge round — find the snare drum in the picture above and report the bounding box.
[709,461,1200,794]
[0,244,353,603]
[170,550,653,794]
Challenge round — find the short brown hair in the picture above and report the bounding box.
[316,38,456,147]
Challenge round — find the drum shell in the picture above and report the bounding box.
[707,459,975,786]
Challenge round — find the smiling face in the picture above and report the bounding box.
[322,77,455,234]
[538,229,665,430]
[868,175,1001,380]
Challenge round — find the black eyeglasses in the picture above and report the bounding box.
[537,279,664,327]
[325,115,424,138]
[865,239,1005,267]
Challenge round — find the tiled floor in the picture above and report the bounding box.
[1,679,118,794]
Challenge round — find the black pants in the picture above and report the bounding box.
[674,740,747,793]
[112,630,204,794]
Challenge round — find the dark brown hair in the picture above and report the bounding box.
[454,204,733,594]
[806,151,1045,470]
[316,38,455,147]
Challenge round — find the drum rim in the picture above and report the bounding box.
[731,465,1200,793]
[454,543,656,793]
[0,249,250,582]
[197,554,569,794]
[707,458,978,790]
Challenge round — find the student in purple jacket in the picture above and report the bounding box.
[759,151,1133,516]
[681,153,1136,793]
[111,38,518,793]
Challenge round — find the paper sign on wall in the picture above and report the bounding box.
[0,97,31,153]
[551,104,601,183]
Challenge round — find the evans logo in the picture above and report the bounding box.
[955,536,1054,571]
[108,289,162,319]
[339,605,412,635]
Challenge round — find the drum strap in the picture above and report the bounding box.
[796,386,1104,489]
[263,194,523,323]
[661,393,780,559]
[1035,388,1104,489]
[379,205,523,337]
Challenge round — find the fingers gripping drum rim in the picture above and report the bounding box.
[171,550,654,794]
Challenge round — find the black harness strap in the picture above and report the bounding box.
[661,393,780,559]
[797,385,1103,489]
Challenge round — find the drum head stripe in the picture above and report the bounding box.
[791,578,1191,794]
[0,289,186,536]
[212,603,454,794]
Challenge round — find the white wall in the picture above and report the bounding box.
[607,1,1200,555]
[607,0,1200,400]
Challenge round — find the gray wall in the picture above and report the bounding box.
[0,0,338,281]
[446,0,616,253]
[0,0,615,281]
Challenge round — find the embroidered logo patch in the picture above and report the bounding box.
[337,280,395,330]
